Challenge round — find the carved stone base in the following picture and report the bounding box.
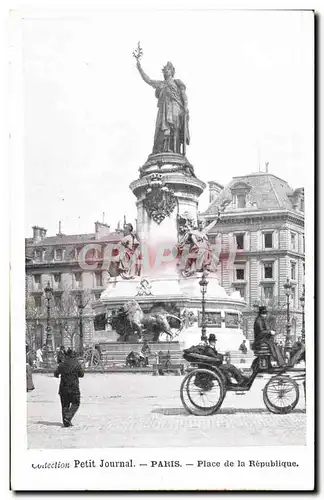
[140,152,195,178]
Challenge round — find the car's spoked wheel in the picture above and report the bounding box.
[180,368,226,416]
[263,375,299,414]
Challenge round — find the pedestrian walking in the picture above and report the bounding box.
[26,344,35,392]
[36,346,43,368]
[54,348,84,427]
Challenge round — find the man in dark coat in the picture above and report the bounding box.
[253,306,286,367]
[54,348,84,427]
[26,344,35,392]
[205,334,248,385]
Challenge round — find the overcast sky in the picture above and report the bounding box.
[22,9,313,237]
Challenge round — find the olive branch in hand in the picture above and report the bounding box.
[132,41,143,61]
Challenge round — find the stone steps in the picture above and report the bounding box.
[96,341,183,366]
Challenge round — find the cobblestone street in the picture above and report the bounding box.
[27,373,306,449]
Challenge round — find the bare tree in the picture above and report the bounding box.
[25,286,94,350]
[25,295,46,349]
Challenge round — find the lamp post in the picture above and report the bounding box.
[300,284,305,344]
[283,278,292,352]
[77,293,86,358]
[199,271,209,343]
[44,281,55,367]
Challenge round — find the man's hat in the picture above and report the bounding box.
[258,306,268,314]
[208,333,217,342]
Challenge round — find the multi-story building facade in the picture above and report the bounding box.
[25,221,122,350]
[201,171,305,343]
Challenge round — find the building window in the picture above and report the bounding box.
[236,194,246,208]
[302,236,305,254]
[291,261,296,280]
[236,268,245,280]
[300,198,304,211]
[291,232,296,251]
[54,295,62,308]
[263,285,274,300]
[264,262,273,279]
[34,274,42,290]
[74,272,82,288]
[235,233,244,250]
[291,287,296,308]
[34,296,42,308]
[55,249,63,261]
[53,273,61,283]
[264,232,273,249]
[34,249,42,262]
[303,263,305,275]
[95,271,103,288]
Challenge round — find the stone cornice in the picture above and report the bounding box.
[203,210,304,227]
[228,249,305,259]
[129,174,206,198]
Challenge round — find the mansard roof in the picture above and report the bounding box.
[25,232,122,248]
[203,172,304,216]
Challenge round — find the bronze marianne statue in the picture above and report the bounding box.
[133,42,190,155]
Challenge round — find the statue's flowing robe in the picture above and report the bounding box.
[150,78,190,154]
[179,229,213,273]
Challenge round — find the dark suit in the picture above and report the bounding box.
[253,315,286,366]
[54,357,84,426]
[206,344,246,385]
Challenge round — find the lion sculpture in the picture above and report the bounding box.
[111,299,183,342]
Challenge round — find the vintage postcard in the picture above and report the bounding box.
[10,5,314,491]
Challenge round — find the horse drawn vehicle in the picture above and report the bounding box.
[180,341,306,415]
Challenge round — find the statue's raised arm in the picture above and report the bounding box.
[201,219,219,235]
[136,60,161,88]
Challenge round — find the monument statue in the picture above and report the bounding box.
[178,219,219,277]
[133,42,190,155]
[177,202,230,276]
[108,223,141,279]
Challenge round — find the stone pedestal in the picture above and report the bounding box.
[92,152,248,351]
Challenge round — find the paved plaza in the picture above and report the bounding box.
[27,373,306,449]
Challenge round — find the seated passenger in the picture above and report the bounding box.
[205,334,248,386]
[253,306,286,367]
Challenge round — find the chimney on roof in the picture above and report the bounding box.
[208,181,224,203]
[95,221,111,240]
[32,226,47,243]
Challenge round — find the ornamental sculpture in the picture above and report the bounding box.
[143,174,177,224]
[178,219,219,277]
[108,223,141,280]
[177,211,196,236]
[134,42,190,155]
[136,278,153,297]
[177,201,230,277]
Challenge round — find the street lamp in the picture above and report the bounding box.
[76,293,86,358]
[283,277,292,352]
[300,284,305,344]
[44,281,55,367]
[199,271,209,343]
